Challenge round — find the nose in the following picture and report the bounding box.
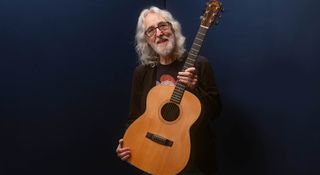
[155,28,164,36]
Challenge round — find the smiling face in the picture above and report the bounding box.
[143,12,176,57]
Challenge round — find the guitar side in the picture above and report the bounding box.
[123,85,201,175]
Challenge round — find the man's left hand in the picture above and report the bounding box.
[177,67,198,90]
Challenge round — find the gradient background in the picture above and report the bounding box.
[1,0,319,174]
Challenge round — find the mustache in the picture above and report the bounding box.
[156,36,169,44]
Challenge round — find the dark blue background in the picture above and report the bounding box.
[1,0,319,174]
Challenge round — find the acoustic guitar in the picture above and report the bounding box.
[123,1,223,174]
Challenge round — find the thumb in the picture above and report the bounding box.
[118,139,124,148]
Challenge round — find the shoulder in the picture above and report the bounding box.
[195,55,211,68]
[196,55,209,63]
[132,64,155,79]
[134,64,153,73]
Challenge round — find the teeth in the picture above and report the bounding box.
[157,39,167,44]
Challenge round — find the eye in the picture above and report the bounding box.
[146,26,156,36]
[158,22,170,30]
[158,22,168,27]
[146,27,155,33]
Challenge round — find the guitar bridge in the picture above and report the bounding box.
[146,132,173,147]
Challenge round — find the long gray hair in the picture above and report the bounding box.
[135,6,186,66]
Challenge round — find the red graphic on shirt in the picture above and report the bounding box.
[157,74,176,86]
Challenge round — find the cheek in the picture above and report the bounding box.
[166,28,174,35]
[146,37,156,45]
[164,30,174,38]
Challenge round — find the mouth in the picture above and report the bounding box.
[156,38,168,44]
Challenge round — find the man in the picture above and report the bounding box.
[116,6,221,175]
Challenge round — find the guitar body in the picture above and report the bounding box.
[123,85,201,175]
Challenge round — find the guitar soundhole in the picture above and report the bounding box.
[161,102,180,122]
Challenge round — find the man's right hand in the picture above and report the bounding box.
[116,138,131,161]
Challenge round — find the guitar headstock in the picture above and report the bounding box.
[200,0,223,28]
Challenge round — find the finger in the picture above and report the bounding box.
[122,147,131,152]
[117,139,124,150]
[121,154,131,161]
[177,75,193,83]
[184,67,196,73]
[118,139,124,147]
[116,140,122,151]
[190,79,198,87]
[177,77,188,85]
[177,76,197,89]
[117,147,130,153]
[192,75,198,82]
[118,150,131,157]
[116,139,127,153]
[178,71,193,77]
[178,72,197,80]
[119,150,131,161]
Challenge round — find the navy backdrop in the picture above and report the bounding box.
[1,0,319,175]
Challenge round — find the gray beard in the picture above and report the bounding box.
[151,36,175,57]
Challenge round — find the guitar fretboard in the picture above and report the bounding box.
[170,25,208,104]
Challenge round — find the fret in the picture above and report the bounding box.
[197,32,205,36]
[171,98,180,104]
[186,58,194,62]
[175,86,184,92]
[190,49,197,54]
[192,43,201,50]
[200,25,209,29]
[176,82,185,91]
[193,43,201,47]
[189,52,197,57]
[199,25,208,31]
[174,90,183,97]
[196,37,203,42]
[199,30,206,35]
[176,83,185,90]
[173,89,182,95]
[174,87,181,92]
[171,91,182,103]
[195,37,203,42]
[194,40,203,46]
[197,29,207,39]
[171,90,180,96]
[184,62,193,68]
[171,95,180,102]
[186,58,195,64]
[183,64,194,70]
[173,88,182,94]
[196,36,205,42]
[171,92,179,98]
[188,54,196,58]
[191,48,198,52]
[189,51,197,55]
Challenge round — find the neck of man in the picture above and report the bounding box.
[159,52,176,65]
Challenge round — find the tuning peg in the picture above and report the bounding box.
[205,2,211,9]
[215,20,220,25]
[221,7,225,12]
[200,15,203,20]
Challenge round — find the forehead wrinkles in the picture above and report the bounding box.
[143,12,166,29]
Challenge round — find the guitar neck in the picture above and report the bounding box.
[170,25,209,104]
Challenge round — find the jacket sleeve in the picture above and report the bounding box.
[191,56,222,121]
[126,65,144,128]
